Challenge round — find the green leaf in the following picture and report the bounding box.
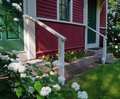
[15,82,20,87]
[22,83,28,89]
[45,64,51,68]
[16,87,22,98]
[33,64,39,69]
[49,75,58,82]
[34,81,42,92]
[36,95,44,99]
[0,81,7,91]
[34,70,43,76]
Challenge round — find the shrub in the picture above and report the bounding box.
[0,47,88,99]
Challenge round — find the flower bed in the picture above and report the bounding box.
[41,50,88,63]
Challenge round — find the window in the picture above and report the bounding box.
[59,0,70,21]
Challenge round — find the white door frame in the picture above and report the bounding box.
[85,0,101,49]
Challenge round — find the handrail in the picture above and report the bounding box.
[23,15,66,41]
[23,14,66,79]
[86,25,107,64]
[87,26,107,39]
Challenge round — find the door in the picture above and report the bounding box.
[0,0,24,51]
[87,0,98,48]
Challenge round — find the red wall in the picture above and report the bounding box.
[36,0,57,19]
[100,29,105,47]
[73,0,84,23]
[36,21,85,58]
[100,2,106,27]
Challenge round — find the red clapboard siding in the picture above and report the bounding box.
[36,0,57,19]
[73,0,84,23]
[36,21,85,58]
[100,2,106,27]
[99,29,105,47]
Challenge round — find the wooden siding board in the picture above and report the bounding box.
[100,29,105,47]
[100,2,106,27]
[37,0,57,19]
[73,0,84,23]
[36,21,85,58]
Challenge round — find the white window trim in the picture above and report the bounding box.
[57,0,73,22]
[37,17,85,26]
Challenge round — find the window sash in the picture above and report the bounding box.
[59,0,70,21]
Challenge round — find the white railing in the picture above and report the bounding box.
[23,15,66,78]
[87,26,107,64]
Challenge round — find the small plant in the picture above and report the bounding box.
[41,50,88,63]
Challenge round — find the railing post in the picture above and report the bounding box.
[58,38,65,78]
[102,37,107,64]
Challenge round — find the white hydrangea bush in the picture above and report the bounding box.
[0,47,89,99]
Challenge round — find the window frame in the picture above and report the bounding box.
[57,0,73,22]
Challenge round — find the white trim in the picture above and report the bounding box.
[84,0,88,49]
[57,0,73,22]
[57,0,59,20]
[87,0,100,48]
[37,17,85,26]
[70,0,73,22]
[106,0,108,29]
[100,27,106,29]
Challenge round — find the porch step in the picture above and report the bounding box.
[106,53,113,60]
[106,53,118,64]
[22,55,101,80]
[87,47,103,56]
[106,58,118,64]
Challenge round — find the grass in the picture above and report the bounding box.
[67,59,120,99]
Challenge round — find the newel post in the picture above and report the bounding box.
[102,37,107,64]
[58,38,65,78]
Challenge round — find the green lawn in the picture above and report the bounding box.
[67,59,120,99]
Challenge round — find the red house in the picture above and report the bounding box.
[0,0,107,62]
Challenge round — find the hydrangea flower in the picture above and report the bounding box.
[72,82,80,91]
[20,73,26,78]
[0,56,9,61]
[11,50,19,55]
[8,60,26,73]
[53,84,61,91]
[77,91,88,99]
[6,0,10,2]
[52,60,64,68]
[118,34,120,37]
[12,3,22,11]
[0,0,2,4]
[0,46,4,50]
[18,65,26,73]
[28,86,34,94]
[58,76,65,86]
[8,60,20,72]
[40,87,51,96]
[115,45,118,49]
[13,18,19,21]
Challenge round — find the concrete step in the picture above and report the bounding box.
[106,53,113,60]
[106,58,118,64]
[87,47,103,56]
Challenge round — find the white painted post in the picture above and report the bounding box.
[102,37,107,64]
[58,38,65,78]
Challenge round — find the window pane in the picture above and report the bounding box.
[59,0,70,21]
[62,0,65,5]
